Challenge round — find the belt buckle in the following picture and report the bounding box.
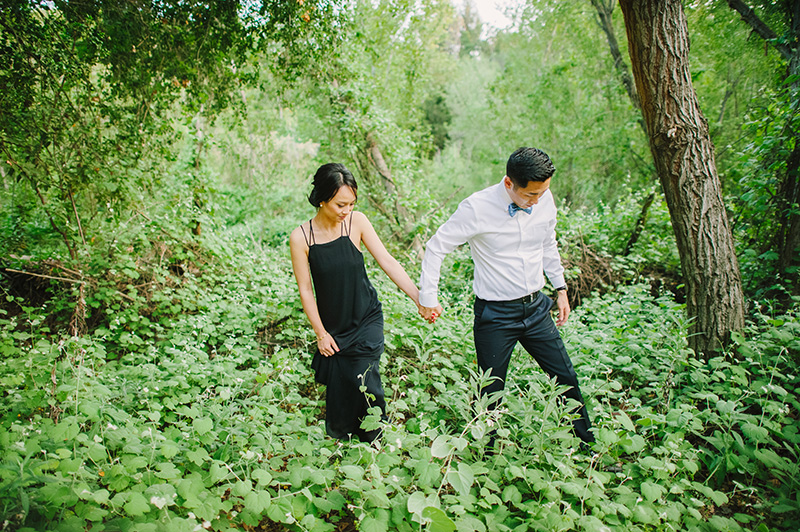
[522,292,534,304]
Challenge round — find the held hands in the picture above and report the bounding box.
[419,304,444,324]
[317,332,339,357]
[555,290,570,327]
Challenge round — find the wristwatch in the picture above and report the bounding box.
[555,285,567,293]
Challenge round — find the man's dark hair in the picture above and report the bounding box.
[308,163,358,207]
[506,147,555,188]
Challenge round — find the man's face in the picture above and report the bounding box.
[504,176,551,209]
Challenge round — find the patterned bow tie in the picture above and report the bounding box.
[508,203,532,217]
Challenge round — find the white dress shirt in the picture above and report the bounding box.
[419,179,566,307]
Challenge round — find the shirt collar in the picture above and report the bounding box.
[498,178,513,207]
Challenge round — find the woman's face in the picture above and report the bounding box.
[319,185,356,222]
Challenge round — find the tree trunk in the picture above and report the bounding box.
[619,0,746,355]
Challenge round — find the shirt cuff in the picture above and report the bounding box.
[419,292,439,308]
[547,274,566,291]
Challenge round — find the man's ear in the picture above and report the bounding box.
[503,175,513,189]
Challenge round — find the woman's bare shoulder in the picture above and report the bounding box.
[290,222,310,248]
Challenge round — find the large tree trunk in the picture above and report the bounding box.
[618,0,746,355]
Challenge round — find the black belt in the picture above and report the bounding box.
[511,291,540,304]
[479,291,540,305]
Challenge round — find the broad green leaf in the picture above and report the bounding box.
[252,469,273,487]
[193,417,213,435]
[232,480,252,497]
[431,435,453,459]
[640,481,665,502]
[501,485,522,505]
[422,506,456,532]
[407,491,428,516]
[144,484,177,510]
[160,440,180,459]
[187,447,210,466]
[578,515,612,532]
[616,411,635,432]
[754,449,790,471]
[360,509,390,532]
[446,462,475,497]
[244,490,271,514]
[340,465,364,480]
[631,503,658,524]
[123,492,151,517]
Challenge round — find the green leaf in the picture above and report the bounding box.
[621,434,646,453]
[431,434,453,459]
[407,491,428,516]
[578,515,612,532]
[252,469,273,487]
[360,509,390,532]
[640,481,665,502]
[446,462,474,496]
[123,492,151,517]
[340,465,364,479]
[631,503,658,524]
[422,506,456,532]
[193,417,213,435]
[616,411,635,432]
[754,449,790,471]
[244,490,271,514]
[232,480,252,497]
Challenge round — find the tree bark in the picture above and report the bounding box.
[618,0,746,355]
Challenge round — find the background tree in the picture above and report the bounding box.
[723,0,800,287]
[0,0,341,261]
[618,0,746,354]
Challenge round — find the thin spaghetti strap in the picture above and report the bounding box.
[308,220,317,245]
[299,223,311,247]
[345,211,354,236]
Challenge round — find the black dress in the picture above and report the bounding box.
[301,214,387,442]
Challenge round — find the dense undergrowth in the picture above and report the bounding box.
[1,206,799,532]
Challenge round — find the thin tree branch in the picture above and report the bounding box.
[725,0,795,61]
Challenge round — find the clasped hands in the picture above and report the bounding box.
[418,304,443,324]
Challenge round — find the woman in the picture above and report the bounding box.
[289,163,438,442]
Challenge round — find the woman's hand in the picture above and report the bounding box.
[419,304,443,324]
[317,332,339,357]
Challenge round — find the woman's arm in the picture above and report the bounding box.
[289,226,339,356]
[355,212,441,321]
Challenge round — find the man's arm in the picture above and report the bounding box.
[542,194,569,325]
[419,201,478,311]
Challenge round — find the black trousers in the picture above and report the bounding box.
[473,292,595,444]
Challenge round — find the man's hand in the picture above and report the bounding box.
[419,305,444,324]
[555,290,570,327]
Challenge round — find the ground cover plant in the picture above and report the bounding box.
[1,217,798,531]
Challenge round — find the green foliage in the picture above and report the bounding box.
[2,208,799,530]
[726,85,800,295]
[2,1,800,530]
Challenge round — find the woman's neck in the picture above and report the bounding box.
[313,212,342,233]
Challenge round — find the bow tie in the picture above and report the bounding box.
[508,203,532,217]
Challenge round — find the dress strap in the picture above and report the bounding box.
[305,220,316,245]
[343,212,354,237]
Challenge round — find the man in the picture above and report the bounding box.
[419,147,594,445]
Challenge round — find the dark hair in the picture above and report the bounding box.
[308,163,358,207]
[506,147,555,188]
